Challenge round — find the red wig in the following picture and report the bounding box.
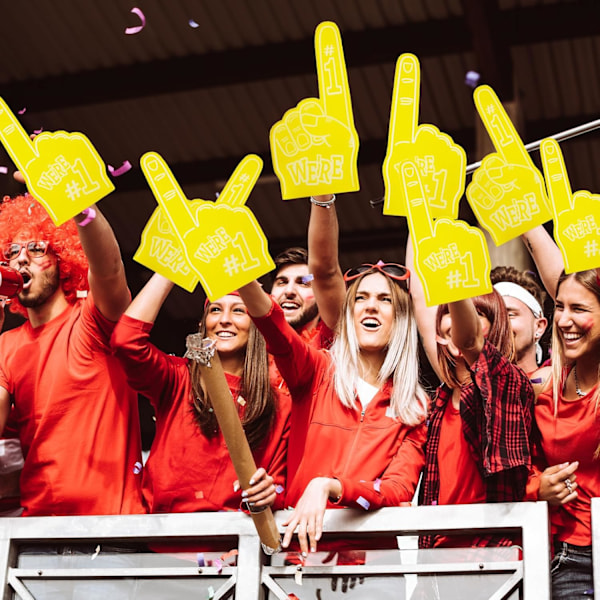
[0,194,89,317]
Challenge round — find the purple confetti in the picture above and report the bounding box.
[275,484,284,494]
[356,496,370,510]
[373,478,382,493]
[189,19,200,28]
[196,552,205,567]
[133,461,142,474]
[108,160,132,177]
[301,274,314,284]
[465,70,481,89]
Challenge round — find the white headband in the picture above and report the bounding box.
[493,281,543,318]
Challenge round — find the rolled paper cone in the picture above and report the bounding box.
[193,336,281,554]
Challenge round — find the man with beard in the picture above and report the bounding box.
[0,194,145,517]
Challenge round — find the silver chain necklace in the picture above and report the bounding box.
[573,364,586,398]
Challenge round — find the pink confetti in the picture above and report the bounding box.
[17,108,26,115]
[213,558,223,574]
[125,7,146,35]
[108,160,132,177]
[33,128,43,135]
[373,478,382,493]
[0,167,7,175]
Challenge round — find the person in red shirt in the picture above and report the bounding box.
[525,268,600,599]
[406,237,534,549]
[111,272,290,515]
[0,193,144,516]
[238,263,429,556]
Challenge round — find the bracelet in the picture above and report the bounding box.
[77,207,97,227]
[310,194,336,208]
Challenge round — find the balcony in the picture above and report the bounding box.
[0,500,567,599]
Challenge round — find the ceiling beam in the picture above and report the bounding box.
[1,1,598,113]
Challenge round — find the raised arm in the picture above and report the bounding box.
[237,280,272,318]
[307,195,346,330]
[447,298,484,366]
[405,232,441,379]
[123,272,174,324]
[74,205,130,321]
[520,225,564,299]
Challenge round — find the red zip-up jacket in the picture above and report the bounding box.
[253,299,427,511]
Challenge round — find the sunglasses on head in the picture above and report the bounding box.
[343,262,410,291]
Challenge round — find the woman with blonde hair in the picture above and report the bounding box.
[237,262,429,555]
[527,268,600,598]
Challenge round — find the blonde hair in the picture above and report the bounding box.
[329,271,428,426]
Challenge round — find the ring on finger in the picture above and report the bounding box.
[565,478,573,494]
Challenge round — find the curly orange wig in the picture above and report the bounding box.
[0,194,89,317]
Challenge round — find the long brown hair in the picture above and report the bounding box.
[188,304,276,449]
[435,289,515,388]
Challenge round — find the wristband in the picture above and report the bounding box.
[310,194,336,208]
[78,207,97,227]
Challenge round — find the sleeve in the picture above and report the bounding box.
[265,406,290,511]
[252,298,328,396]
[470,339,535,476]
[110,313,183,409]
[336,422,427,511]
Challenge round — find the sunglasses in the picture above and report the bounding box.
[3,240,49,261]
[343,263,410,291]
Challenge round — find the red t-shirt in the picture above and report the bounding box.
[0,296,145,516]
[435,402,486,548]
[534,379,600,545]
[112,314,291,513]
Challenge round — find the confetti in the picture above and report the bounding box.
[17,108,26,115]
[356,496,370,510]
[301,274,314,284]
[0,167,7,175]
[76,290,88,298]
[133,461,142,474]
[530,377,543,384]
[373,478,382,493]
[220,549,238,563]
[108,160,132,177]
[189,19,200,28]
[125,7,146,35]
[91,545,101,560]
[465,70,481,89]
[196,552,205,567]
[33,128,43,135]
[275,484,284,494]
[213,558,223,574]
[207,586,215,600]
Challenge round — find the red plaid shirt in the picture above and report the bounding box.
[419,340,534,548]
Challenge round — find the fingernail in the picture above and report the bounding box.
[233,482,240,492]
[249,479,255,486]
[311,547,316,553]
[241,491,248,498]
[301,551,307,558]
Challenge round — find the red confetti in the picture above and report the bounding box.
[125,7,146,35]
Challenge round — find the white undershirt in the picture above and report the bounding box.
[356,378,379,410]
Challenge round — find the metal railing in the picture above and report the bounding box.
[0,502,551,599]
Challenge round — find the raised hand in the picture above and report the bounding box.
[467,86,552,245]
[138,153,274,300]
[0,98,114,225]
[404,161,491,306]
[541,138,600,273]
[270,21,359,199]
[383,54,466,219]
